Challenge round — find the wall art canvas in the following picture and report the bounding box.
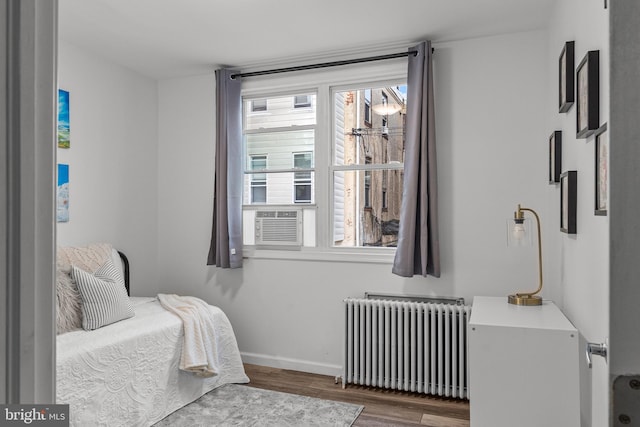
[576,51,600,138]
[58,89,70,148]
[57,163,69,222]
[549,131,562,184]
[560,170,577,234]
[559,41,574,113]
[595,124,608,215]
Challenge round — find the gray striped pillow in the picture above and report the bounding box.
[71,258,134,330]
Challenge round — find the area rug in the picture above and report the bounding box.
[153,384,364,426]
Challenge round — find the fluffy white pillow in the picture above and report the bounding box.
[56,265,82,334]
[72,258,134,330]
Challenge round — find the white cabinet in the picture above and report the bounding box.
[469,296,580,427]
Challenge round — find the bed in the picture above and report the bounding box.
[55,244,249,426]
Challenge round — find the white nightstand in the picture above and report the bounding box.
[468,296,580,427]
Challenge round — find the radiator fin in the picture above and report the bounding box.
[343,298,471,399]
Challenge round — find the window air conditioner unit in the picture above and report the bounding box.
[255,208,302,247]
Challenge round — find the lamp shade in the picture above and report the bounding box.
[506,217,533,247]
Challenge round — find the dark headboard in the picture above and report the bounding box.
[117,250,130,295]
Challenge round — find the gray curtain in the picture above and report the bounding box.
[207,69,243,268]
[392,41,440,278]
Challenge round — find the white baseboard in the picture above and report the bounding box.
[241,352,342,378]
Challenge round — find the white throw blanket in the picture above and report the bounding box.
[157,293,219,377]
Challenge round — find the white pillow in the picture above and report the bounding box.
[56,265,82,334]
[72,258,134,330]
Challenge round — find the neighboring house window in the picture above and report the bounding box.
[293,152,313,203]
[250,155,267,203]
[251,99,267,112]
[381,92,389,139]
[364,88,372,126]
[364,157,372,208]
[294,95,311,108]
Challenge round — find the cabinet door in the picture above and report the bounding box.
[469,324,579,427]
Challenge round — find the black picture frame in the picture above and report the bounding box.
[559,41,575,113]
[576,50,600,138]
[594,123,608,216]
[560,171,577,234]
[549,131,562,184]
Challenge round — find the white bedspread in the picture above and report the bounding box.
[56,297,249,427]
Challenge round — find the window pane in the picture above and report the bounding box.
[251,155,267,170]
[294,152,313,169]
[364,88,372,124]
[294,95,311,108]
[245,93,316,130]
[252,99,267,112]
[333,169,403,247]
[334,86,405,166]
[251,185,266,203]
[246,130,314,171]
[295,183,312,203]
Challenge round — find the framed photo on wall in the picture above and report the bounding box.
[58,89,70,148]
[549,131,562,184]
[594,123,608,216]
[576,50,600,138]
[57,163,69,223]
[560,171,577,234]
[559,41,575,113]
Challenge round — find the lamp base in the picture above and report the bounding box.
[508,294,543,306]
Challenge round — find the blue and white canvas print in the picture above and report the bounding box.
[58,89,70,148]
[57,164,69,222]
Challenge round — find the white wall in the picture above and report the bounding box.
[57,41,160,297]
[156,29,554,375]
[547,1,609,426]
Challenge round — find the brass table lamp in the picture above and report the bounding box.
[508,204,543,306]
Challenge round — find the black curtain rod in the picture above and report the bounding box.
[230,49,421,80]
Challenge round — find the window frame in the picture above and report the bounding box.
[239,60,407,262]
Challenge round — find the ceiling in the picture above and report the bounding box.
[58,0,556,80]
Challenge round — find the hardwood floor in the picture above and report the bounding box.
[243,364,469,427]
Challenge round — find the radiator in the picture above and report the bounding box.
[343,297,472,399]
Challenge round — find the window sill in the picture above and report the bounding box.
[243,246,396,264]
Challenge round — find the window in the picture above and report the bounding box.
[293,152,313,203]
[241,75,406,253]
[333,85,406,248]
[243,92,316,207]
[364,157,372,208]
[250,155,267,203]
[294,95,311,108]
[381,92,389,138]
[364,88,372,126]
[251,99,267,112]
